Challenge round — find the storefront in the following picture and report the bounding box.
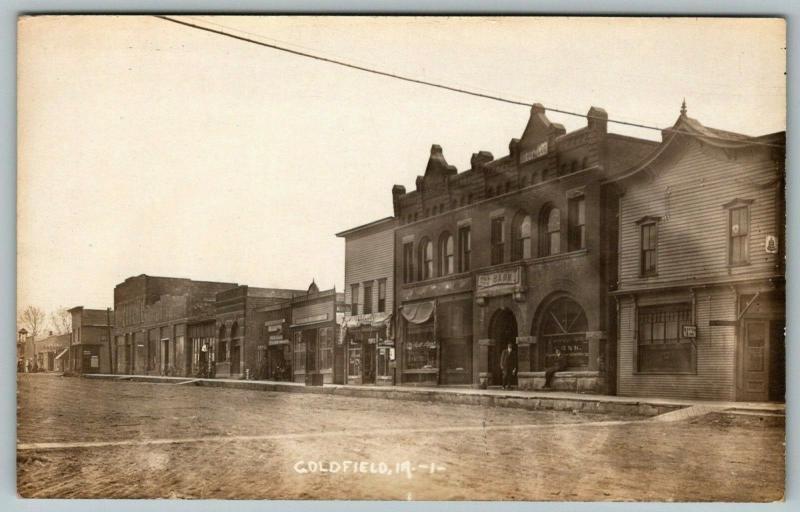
[399,293,473,386]
[264,319,292,381]
[290,285,339,385]
[188,321,216,377]
[342,312,394,385]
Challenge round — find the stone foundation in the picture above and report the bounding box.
[518,371,606,394]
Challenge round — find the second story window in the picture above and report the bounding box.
[491,217,505,265]
[419,238,434,280]
[458,226,471,273]
[363,282,373,315]
[378,279,387,313]
[403,242,414,283]
[439,233,454,276]
[539,205,561,256]
[350,283,360,315]
[729,206,750,265]
[512,213,532,260]
[640,223,658,276]
[568,195,586,251]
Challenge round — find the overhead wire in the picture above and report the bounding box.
[154,15,785,150]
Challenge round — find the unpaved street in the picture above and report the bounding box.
[17,374,784,501]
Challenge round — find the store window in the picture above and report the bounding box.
[729,206,750,265]
[568,195,586,251]
[405,322,437,369]
[318,327,333,371]
[293,331,305,372]
[347,332,363,378]
[363,282,373,315]
[539,204,561,256]
[439,232,455,276]
[403,242,414,283]
[217,325,228,362]
[458,226,471,273]
[378,279,387,313]
[491,217,505,265]
[637,304,694,373]
[512,213,532,260]
[418,238,434,280]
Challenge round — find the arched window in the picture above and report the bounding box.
[539,204,561,256]
[418,237,434,280]
[538,296,589,370]
[512,213,533,260]
[438,233,455,276]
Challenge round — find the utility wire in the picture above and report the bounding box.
[155,15,785,150]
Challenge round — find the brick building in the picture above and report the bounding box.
[113,275,238,376]
[213,285,304,379]
[68,306,114,374]
[336,217,397,385]
[390,104,656,391]
[609,106,785,401]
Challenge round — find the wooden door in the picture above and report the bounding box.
[738,320,770,401]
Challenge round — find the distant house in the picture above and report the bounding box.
[34,332,71,371]
[68,306,114,374]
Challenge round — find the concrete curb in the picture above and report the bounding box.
[80,373,784,419]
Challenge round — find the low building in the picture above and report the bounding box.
[336,217,397,385]
[609,105,785,401]
[213,285,304,379]
[113,275,238,376]
[34,332,71,371]
[256,301,294,381]
[289,282,344,384]
[68,306,113,374]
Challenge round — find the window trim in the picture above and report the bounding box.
[568,195,586,252]
[636,216,661,277]
[458,225,471,273]
[634,302,696,374]
[724,200,754,267]
[418,237,434,280]
[538,204,561,257]
[490,217,506,266]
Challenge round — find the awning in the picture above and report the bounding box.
[400,301,435,324]
[54,348,69,360]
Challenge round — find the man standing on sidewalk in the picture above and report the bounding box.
[500,343,516,390]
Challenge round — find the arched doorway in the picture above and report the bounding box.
[538,296,589,371]
[489,309,518,386]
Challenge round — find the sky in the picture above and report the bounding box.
[17,15,786,318]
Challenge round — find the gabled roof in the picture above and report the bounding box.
[606,109,785,183]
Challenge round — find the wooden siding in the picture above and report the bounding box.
[618,140,781,289]
[344,226,394,314]
[617,289,737,400]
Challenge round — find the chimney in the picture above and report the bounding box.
[587,106,608,133]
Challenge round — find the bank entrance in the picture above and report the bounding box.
[489,309,517,387]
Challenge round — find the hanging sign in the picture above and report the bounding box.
[682,325,697,338]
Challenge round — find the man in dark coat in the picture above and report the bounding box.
[500,343,516,390]
[544,348,567,389]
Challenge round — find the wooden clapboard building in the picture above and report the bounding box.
[609,103,785,401]
[336,217,397,386]
[391,103,656,391]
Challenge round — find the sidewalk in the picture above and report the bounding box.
[83,373,785,418]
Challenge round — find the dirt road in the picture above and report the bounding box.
[17,374,784,501]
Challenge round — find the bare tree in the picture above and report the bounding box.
[18,305,46,340]
[49,306,72,335]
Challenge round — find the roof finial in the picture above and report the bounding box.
[680,98,687,116]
